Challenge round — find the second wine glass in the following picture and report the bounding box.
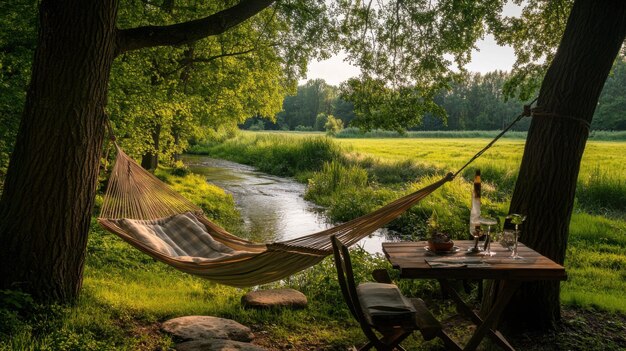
[479,216,498,256]
[506,214,527,259]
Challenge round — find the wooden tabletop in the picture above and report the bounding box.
[382,241,567,281]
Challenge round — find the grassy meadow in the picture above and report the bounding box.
[190,131,626,314]
[2,131,625,350]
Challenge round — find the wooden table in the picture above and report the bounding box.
[382,240,567,351]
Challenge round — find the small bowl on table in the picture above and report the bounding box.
[427,240,454,252]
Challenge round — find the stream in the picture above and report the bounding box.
[182,155,393,254]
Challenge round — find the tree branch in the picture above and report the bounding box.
[116,0,276,56]
[181,47,257,65]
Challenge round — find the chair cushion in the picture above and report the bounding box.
[356,282,417,330]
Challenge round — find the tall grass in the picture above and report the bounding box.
[305,161,368,202]
[576,165,626,214]
[189,134,342,177]
[354,157,442,185]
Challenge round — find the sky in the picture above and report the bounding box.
[300,3,523,86]
[300,36,517,86]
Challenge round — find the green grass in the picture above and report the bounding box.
[3,130,625,350]
[188,133,342,177]
[561,214,626,311]
[336,137,626,212]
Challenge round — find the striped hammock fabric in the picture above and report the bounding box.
[98,144,453,287]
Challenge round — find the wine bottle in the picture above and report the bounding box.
[469,169,481,238]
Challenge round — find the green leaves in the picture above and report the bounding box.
[109,0,298,165]
[506,213,527,225]
[0,0,37,180]
[340,77,446,132]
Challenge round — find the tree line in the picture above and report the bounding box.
[240,78,355,131]
[244,58,626,133]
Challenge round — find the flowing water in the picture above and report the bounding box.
[183,155,391,254]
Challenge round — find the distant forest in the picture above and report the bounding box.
[243,58,626,132]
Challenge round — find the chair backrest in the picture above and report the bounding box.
[330,235,381,343]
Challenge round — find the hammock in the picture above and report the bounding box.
[98,144,452,287]
[98,101,534,287]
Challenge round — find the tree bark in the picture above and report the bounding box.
[0,0,118,302]
[492,0,626,330]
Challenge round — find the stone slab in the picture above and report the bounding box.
[162,316,254,342]
[241,288,307,309]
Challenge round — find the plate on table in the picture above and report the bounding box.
[424,246,461,255]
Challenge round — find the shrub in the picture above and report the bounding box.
[324,115,344,136]
[315,113,328,131]
[170,161,190,176]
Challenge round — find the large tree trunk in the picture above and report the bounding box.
[0,0,118,302]
[495,1,626,330]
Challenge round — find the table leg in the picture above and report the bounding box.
[463,280,521,351]
[437,279,519,351]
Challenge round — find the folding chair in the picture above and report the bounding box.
[331,235,461,351]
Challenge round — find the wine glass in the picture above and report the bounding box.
[501,229,516,251]
[467,223,483,254]
[479,217,498,256]
[506,214,527,259]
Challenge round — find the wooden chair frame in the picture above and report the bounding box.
[331,235,460,351]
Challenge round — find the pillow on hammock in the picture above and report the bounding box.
[115,212,242,260]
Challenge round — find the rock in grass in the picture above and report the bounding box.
[175,339,267,351]
[241,288,307,309]
[162,316,254,342]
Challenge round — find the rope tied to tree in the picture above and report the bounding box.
[530,106,591,130]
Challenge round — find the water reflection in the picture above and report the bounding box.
[182,155,394,254]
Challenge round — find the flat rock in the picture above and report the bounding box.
[241,288,307,309]
[175,339,267,351]
[162,316,254,342]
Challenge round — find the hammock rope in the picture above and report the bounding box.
[98,101,536,287]
[452,97,537,178]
